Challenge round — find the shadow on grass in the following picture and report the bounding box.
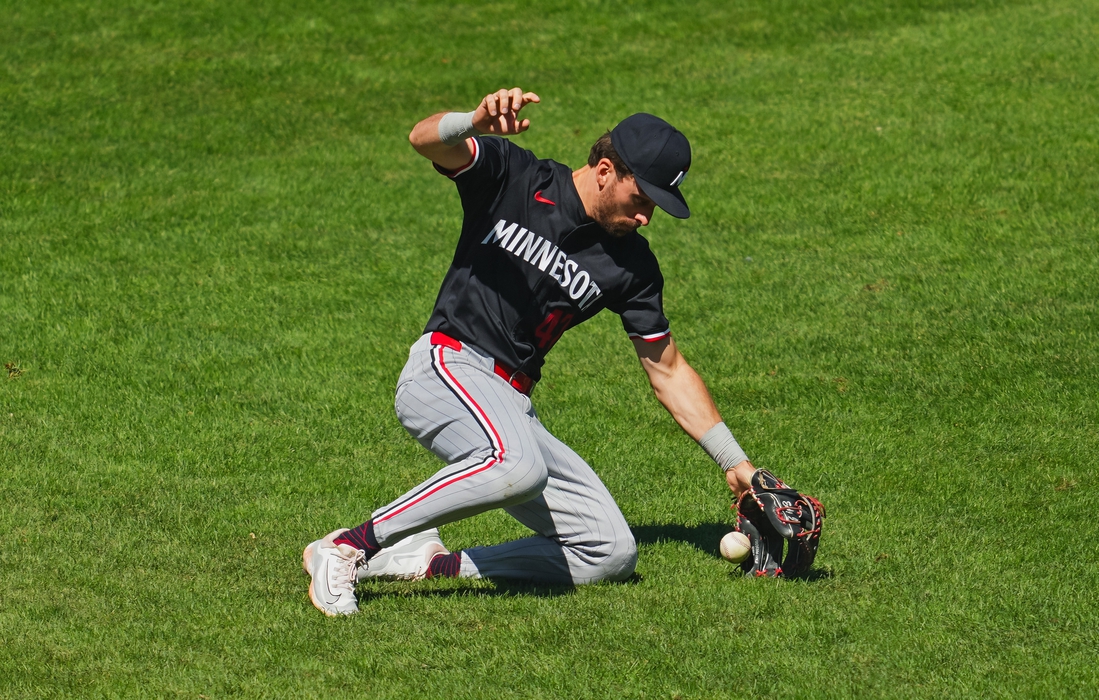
[358,571,645,601]
[354,524,831,601]
[359,581,575,601]
[783,568,833,582]
[632,522,833,582]
[631,522,731,558]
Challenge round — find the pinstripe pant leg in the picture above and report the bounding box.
[373,335,548,547]
[461,416,638,585]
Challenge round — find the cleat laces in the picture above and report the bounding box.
[329,547,365,597]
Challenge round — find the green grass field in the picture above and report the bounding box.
[3,0,1098,696]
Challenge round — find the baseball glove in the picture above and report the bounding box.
[734,469,825,578]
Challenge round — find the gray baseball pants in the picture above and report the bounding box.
[371,333,637,584]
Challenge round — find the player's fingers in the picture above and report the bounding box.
[485,93,498,117]
[522,92,541,105]
[508,87,524,113]
[496,88,511,114]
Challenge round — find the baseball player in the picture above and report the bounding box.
[303,88,823,616]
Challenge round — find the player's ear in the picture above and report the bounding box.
[596,158,616,188]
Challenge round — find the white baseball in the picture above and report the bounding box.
[719,531,751,563]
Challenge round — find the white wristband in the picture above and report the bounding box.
[438,111,478,146]
[699,422,749,472]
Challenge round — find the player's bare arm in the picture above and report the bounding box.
[409,87,541,170]
[632,336,755,495]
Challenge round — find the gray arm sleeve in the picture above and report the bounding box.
[438,111,478,146]
[698,422,749,472]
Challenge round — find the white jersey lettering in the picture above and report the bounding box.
[561,259,577,288]
[481,219,604,310]
[517,233,545,262]
[506,228,529,253]
[536,242,558,271]
[549,251,567,282]
[578,280,602,311]
[569,271,590,300]
[482,219,520,247]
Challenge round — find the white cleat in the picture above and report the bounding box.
[303,529,365,617]
[356,528,449,581]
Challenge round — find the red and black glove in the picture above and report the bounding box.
[734,469,825,578]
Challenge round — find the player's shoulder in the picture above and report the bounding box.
[477,135,537,162]
[628,231,656,253]
[602,230,663,285]
[612,230,660,263]
[489,135,561,173]
[442,136,542,183]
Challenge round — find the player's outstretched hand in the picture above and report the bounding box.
[473,88,540,136]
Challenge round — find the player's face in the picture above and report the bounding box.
[593,175,657,237]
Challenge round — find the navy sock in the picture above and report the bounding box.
[334,520,380,558]
[426,551,461,579]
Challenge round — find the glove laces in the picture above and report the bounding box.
[774,501,803,526]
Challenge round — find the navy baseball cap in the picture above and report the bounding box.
[610,113,691,219]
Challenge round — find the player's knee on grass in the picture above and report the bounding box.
[600,531,638,582]
[571,529,637,584]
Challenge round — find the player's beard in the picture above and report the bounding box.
[591,178,641,238]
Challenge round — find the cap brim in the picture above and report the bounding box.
[635,176,690,219]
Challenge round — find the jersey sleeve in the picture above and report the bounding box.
[434,136,532,213]
[611,266,671,343]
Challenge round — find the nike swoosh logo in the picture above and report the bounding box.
[534,190,555,205]
[321,558,338,602]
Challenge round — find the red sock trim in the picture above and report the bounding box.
[334,520,380,556]
[426,551,461,579]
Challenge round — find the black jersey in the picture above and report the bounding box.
[423,136,671,382]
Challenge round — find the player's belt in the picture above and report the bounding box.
[429,332,535,396]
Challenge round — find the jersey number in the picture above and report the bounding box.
[534,310,574,350]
